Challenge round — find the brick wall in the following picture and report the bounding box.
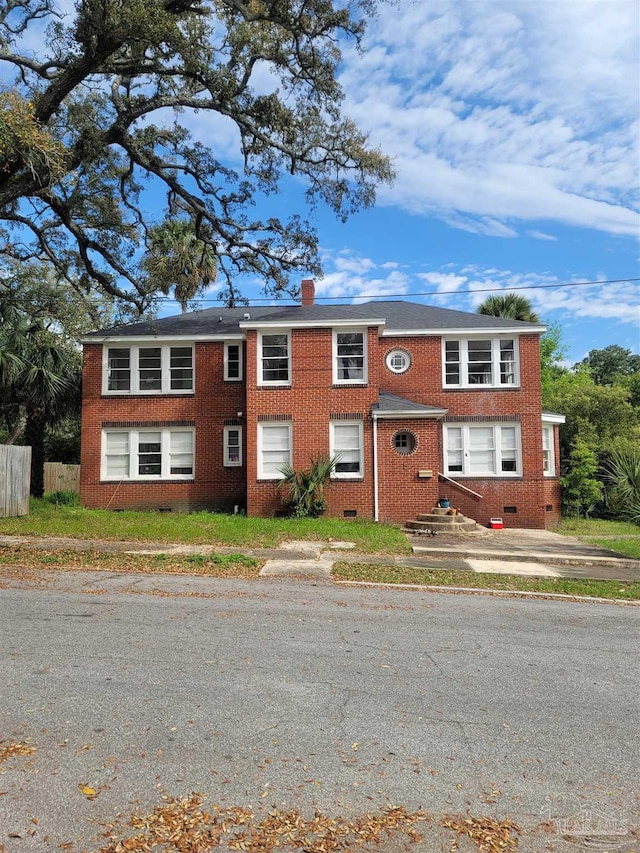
[81,326,560,527]
[80,342,247,512]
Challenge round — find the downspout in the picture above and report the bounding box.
[372,413,379,523]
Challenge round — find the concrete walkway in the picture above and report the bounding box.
[1,528,639,583]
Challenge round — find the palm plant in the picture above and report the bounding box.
[477,294,540,323]
[276,455,339,518]
[604,448,640,525]
[143,219,218,313]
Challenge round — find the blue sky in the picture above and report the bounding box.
[182,0,640,366]
[6,0,640,365]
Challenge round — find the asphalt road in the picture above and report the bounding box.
[0,571,638,852]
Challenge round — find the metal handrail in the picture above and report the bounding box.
[437,472,483,499]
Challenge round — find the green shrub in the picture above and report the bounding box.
[43,490,80,506]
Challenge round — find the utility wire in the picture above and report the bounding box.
[157,276,640,305]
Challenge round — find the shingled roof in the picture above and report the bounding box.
[84,300,544,339]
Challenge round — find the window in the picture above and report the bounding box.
[443,423,521,477]
[104,344,194,394]
[258,423,291,479]
[385,349,411,374]
[259,332,290,385]
[333,329,367,384]
[224,426,243,466]
[393,431,417,455]
[224,342,243,381]
[442,338,519,388]
[542,424,555,476]
[331,421,364,478]
[102,429,194,480]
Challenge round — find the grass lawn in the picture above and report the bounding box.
[554,517,640,559]
[0,547,263,579]
[0,499,411,555]
[333,562,640,601]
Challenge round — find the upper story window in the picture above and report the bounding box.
[102,428,194,480]
[443,337,519,388]
[224,342,243,381]
[385,349,411,374]
[333,329,367,384]
[104,344,194,394]
[259,331,290,385]
[444,423,521,477]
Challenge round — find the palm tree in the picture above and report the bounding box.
[477,294,540,323]
[277,455,339,517]
[143,219,218,313]
[0,304,80,496]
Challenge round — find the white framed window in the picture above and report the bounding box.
[103,344,194,394]
[102,428,194,480]
[224,342,243,381]
[385,348,411,374]
[542,424,555,476]
[223,426,243,467]
[443,423,521,477]
[442,338,519,388]
[258,331,290,385]
[331,421,364,478]
[258,422,292,479]
[333,329,367,384]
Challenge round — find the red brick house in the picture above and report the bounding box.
[80,280,564,528]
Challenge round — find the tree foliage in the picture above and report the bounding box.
[578,345,640,386]
[476,293,541,323]
[0,0,393,311]
[277,454,338,517]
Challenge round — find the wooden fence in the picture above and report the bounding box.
[44,462,81,494]
[0,445,31,517]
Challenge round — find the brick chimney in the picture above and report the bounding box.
[301,278,315,306]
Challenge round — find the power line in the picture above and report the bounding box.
[157,276,640,305]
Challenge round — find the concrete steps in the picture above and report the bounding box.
[405,506,483,535]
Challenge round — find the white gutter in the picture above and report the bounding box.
[373,415,379,523]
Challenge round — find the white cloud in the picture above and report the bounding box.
[339,0,639,238]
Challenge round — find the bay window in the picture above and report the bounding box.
[444,423,521,477]
[442,338,519,388]
[102,428,194,480]
[104,344,194,394]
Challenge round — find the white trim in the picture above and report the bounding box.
[332,327,368,385]
[382,325,545,337]
[542,412,566,424]
[85,334,243,344]
[330,420,364,479]
[373,416,379,523]
[257,422,292,479]
[224,341,243,381]
[101,427,195,480]
[223,425,243,467]
[102,343,195,395]
[240,318,385,330]
[373,408,447,420]
[442,336,520,389]
[443,422,522,478]
[257,329,291,386]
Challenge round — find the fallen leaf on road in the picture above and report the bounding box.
[0,739,36,762]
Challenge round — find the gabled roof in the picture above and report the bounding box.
[83,300,545,340]
[372,392,448,419]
